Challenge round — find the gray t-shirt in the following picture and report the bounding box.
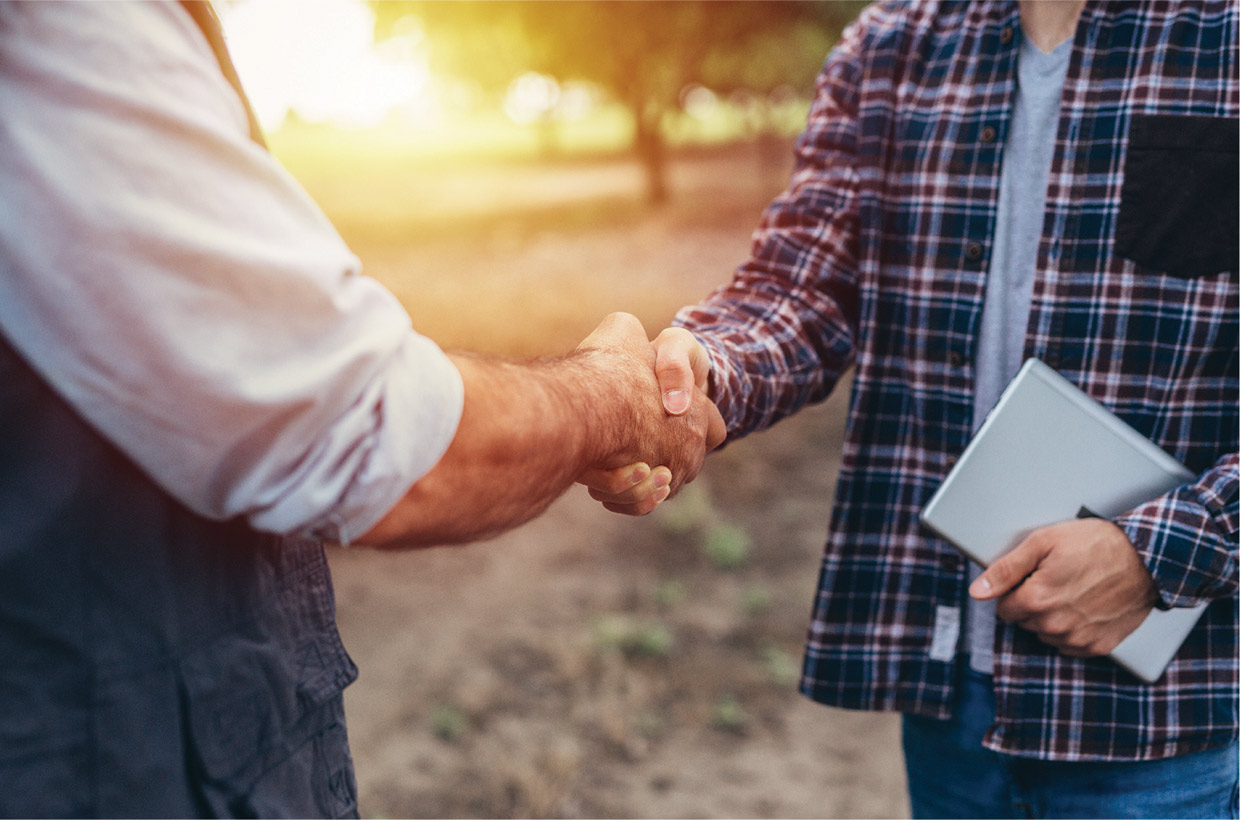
[965,33,1072,674]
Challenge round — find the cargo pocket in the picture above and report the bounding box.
[178,598,360,819]
[179,640,359,818]
[1115,114,1239,277]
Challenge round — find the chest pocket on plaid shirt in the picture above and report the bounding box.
[1115,114,1238,278]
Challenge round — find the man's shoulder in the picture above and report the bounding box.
[861,0,975,28]
[846,1,1004,60]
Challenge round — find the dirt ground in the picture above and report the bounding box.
[290,139,911,819]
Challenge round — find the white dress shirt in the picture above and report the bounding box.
[0,2,464,541]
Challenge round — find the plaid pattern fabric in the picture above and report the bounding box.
[676,0,1238,761]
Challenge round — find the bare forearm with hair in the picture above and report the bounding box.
[357,314,723,548]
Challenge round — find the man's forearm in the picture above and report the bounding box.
[357,353,615,547]
[357,313,723,548]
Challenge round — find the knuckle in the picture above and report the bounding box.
[654,326,688,346]
[1063,635,1090,654]
[1039,614,1070,637]
[658,357,692,376]
[1027,527,1057,552]
[1020,585,1052,614]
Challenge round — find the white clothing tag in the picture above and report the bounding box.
[929,605,961,662]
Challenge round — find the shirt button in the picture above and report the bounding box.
[948,350,966,368]
[965,242,984,261]
[1000,25,1015,45]
[980,125,997,144]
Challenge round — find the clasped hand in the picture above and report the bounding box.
[576,319,721,515]
[970,517,1161,658]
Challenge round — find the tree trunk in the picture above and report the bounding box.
[634,107,668,206]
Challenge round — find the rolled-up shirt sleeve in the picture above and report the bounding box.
[1115,452,1240,610]
[0,2,462,541]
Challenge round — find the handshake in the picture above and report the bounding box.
[359,312,726,548]
[575,313,725,516]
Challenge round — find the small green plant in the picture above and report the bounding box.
[760,644,800,688]
[740,584,772,616]
[711,694,747,733]
[653,579,688,609]
[654,482,712,536]
[629,622,674,657]
[430,704,467,742]
[701,522,752,570]
[591,614,675,658]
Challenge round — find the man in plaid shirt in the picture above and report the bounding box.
[589,1,1237,815]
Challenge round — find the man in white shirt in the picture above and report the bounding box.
[0,3,720,816]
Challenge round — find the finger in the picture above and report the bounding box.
[703,394,727,451]
[1057,637,1120,658]
[578,463,651,494]
[653,328,709,415]
[601,484,672,517]
[1041,630,1110,657]
[994,582,1051,623]
[587,467,671,505]
[970,530,1053,600]
[1057,645,1093,658]
[1015,610,1069,639]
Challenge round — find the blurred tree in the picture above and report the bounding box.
[372,1,867,204]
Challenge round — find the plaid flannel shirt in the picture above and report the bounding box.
[677,0,1238,761]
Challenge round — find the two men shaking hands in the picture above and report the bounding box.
[359,314,723,548]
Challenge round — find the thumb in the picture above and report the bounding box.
[654,328,709,416]
[970,533,1050,600]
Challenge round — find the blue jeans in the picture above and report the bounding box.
[902,666,1239,819]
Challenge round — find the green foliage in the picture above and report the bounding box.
[654,482,712,536]
[702,522,752,570]
[369,1,868,200]
[591,614,675,658]
[653,579,688,609]
[430,704,467,742]
[741,584,772,616]
[760,644,800,688]
[372,2,861,98]
[711,693,748,733]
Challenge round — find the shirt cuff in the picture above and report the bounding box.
[297,332,464,544]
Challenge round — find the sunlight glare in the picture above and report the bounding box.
[681,84,720,121]
[503,72,560,126]
[220,0,434,132]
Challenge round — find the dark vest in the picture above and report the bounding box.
[0,341,360,818]
[0,5,359,816]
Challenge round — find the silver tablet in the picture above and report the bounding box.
[921,358,1207,683]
